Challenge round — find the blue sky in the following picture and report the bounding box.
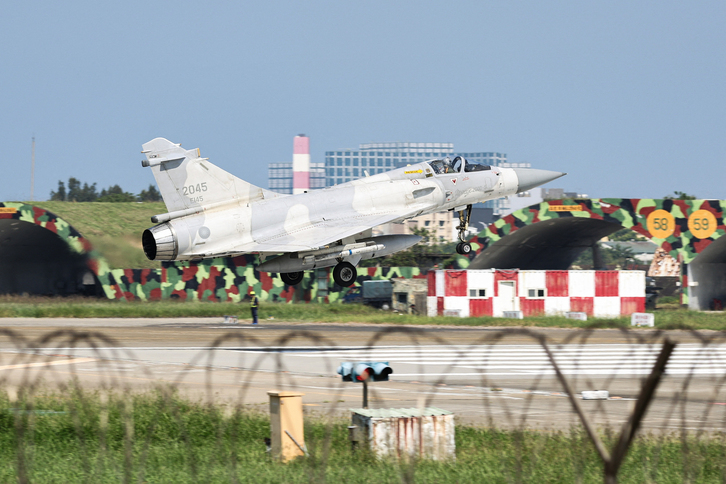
[2,2,724,202]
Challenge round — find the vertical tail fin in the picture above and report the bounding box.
[141,138,278,212]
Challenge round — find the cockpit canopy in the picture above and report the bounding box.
[428,156,492,175]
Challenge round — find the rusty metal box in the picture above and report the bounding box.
[350,407,455,460]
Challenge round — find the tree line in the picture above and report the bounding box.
[49,178,162,202]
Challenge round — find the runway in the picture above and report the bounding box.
[0,318,724,431]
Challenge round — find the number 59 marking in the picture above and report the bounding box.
[688,210,717,239]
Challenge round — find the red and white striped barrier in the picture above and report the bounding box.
[427,270,645,318]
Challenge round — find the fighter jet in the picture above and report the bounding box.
[140,138,564,287]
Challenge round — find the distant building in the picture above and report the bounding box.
[268,162,325,194]
[377,210,456,244]
[507,188,546,214]
[505,188,589,216]
[324,142,510,186]
[541,188,589,200]
[268,162,292,193]
[376,206,496,243]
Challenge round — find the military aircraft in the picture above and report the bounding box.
[140,138,564,287]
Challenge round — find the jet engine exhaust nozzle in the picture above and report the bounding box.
[142,223,178,261]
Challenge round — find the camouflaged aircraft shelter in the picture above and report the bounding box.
[0,203,108,296]
[0,202,422,302]
[457,198,726,311]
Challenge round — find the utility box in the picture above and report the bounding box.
[268,391,305,462]
[350,407,455,461]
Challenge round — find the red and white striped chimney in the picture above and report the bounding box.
[292,134,310,194]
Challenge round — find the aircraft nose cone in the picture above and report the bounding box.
[512,168,566,193]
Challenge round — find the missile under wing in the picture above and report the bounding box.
[140,138,564,286]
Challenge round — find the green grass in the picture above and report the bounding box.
[1,295,726,331]
[32,201,166,269]
[34,201,166,241]
[1,391,724,483]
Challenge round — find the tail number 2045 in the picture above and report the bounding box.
[182,183,208,196]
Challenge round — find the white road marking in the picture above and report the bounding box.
[10,344,726,377]
[0,357,96,371]
[229,343,726,377]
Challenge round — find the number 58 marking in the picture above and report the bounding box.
[647,210,675,239]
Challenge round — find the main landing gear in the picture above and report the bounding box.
[455,204,473,255]
[278,261,358,288]
[332,261,357,287]
[280,271,304,286]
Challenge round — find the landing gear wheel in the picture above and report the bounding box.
[280,271,304,286]
[333,261,357,287]
[456,242,472,255]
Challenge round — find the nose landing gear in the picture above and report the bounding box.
[455,204,473,255]
[456,242,472,255]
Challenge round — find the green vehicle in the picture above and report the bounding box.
[342,280,393,309]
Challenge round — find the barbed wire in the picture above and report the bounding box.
[1,327,725,483]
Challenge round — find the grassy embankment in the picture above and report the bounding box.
[33,201,166,270]
[0,391,723,483]
[1,295,725,331]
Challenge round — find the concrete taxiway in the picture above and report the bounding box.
[0,317,724,432]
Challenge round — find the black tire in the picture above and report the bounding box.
[333,262,357,287]
[280,271,304,286]
[456,242,472,255]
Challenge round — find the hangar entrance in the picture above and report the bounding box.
[0,219,97,296]
[687,236,726,310]
[470,217,624,270]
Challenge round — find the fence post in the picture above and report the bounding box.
[543,336,676,484]
[605,339,676,482]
